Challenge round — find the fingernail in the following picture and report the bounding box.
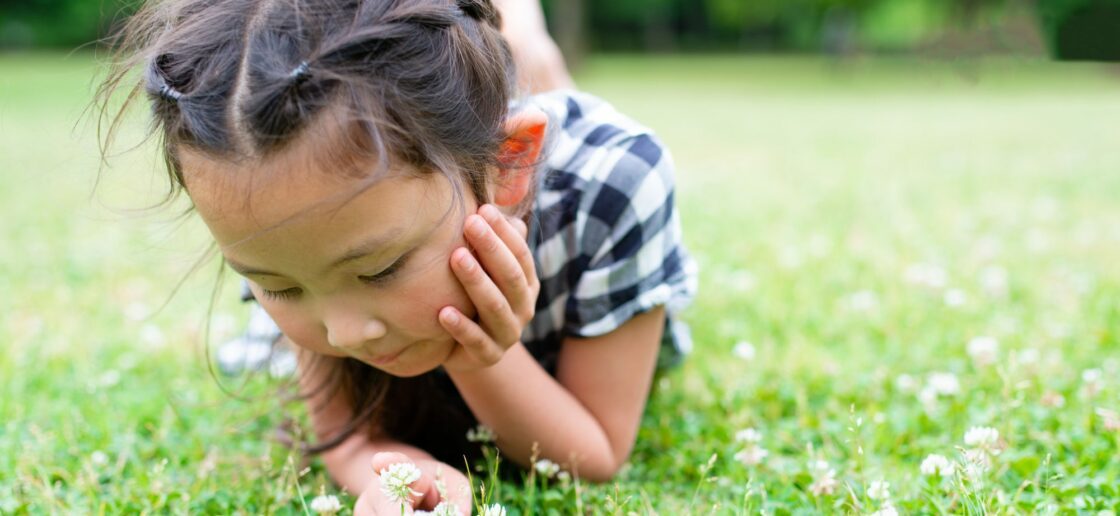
[468,216,486,238]
[458,251,475,272]
[442,308,460,324]
[480,204,499,222]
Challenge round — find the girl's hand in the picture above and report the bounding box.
[441,203,538,372]
[354,452,471,515]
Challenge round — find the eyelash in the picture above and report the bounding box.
[258,256,408,301]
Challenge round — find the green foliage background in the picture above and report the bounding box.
[2,0,1106,55]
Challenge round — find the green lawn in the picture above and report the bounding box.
[2,52,1119,514]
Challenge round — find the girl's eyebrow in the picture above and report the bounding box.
[225,227,405,278]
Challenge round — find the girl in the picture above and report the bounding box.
[96,0,697,513]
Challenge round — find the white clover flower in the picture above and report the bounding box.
[905,263,947,289]
[966,336,999,367]
[480,504,508,516]
[466,424,496,443]
[870,505,899,516]
[807,460,838,496]
[894,374,917,393]
[1014,348,1040,366]
[961,448,991,479]
[927,372,960,396]
[309,494,342,515]
[556,471,571,484]
[845,290,879,312]
[920,454,953,477]
[1040,391,1066,408]
[533,459,559,478]
[980,265,1009,297]
[1083,368,1104,385]
[140,324,166,349]
[943,288,968,307]
[90,451,109,467]
[733,341,756,361]
[379,462,422,505]
[1095,408,1120,432]
[735,428,762,444]
[964,426,1000,449]
[734,446,769,466]
[867,480,890,500]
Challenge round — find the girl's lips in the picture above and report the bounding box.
[369,347,406,366]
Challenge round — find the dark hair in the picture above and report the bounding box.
[94,0,518,459]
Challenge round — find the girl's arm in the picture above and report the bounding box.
[446,306,665,482]
[492,0,574,93]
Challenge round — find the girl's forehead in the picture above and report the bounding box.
[180,146,443,245]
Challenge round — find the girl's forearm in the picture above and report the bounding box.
[321,431,436,495]
[446,343,620,481]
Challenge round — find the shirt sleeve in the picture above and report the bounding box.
[564,131,698,338]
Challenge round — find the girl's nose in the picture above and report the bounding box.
[325,316,387,351]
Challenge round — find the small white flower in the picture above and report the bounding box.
[425,502,463,516]
[943,288,967,307]
[905,262,948,289]
[966,336,999,367]
[867,480,890,500]
[1095,408,1120,432]
[1040,391,1066,408]
[379,462,422,505]
[734,446,769,466]
[466,424,496,443]
[733,341,756,361]
[140,324,166,349]
[961,448,991,479]
[1083,368,1104,384]
[481,503,508,516]
[556,470,571,484]
[964,426,1000,449]
[920,454,953,477]
[309,494,342,514]
[90,451,109,467]
[1014,348,1040,366]
[870,505,899,516]
[980,265,1009,297]
[844,290,879,312]
[533,459,560,478]
[894,374,917,393]
[807,460,838,496]
[927,372,961,396]
[735,428,762,444]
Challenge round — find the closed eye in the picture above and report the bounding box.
[359,251,411,286]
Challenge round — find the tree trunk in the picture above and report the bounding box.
[548,0,585,71]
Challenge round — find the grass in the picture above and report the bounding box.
[2,51,1119,513]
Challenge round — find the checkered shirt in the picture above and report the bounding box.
[520,89,698,372]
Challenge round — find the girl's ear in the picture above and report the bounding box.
[493,108,547,207]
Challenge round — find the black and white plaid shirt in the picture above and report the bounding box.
[520,90,698,372]
[224,90,697,375]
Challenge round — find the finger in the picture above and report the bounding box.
[439,306,506,365]
[479,205,538,296]
[450,247,523,345]
[464,212,533,310]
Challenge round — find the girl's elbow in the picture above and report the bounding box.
[574,448,632,483]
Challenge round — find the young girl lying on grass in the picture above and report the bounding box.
[96,0,697,512]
